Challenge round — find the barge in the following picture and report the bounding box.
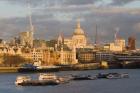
[71,74,97,80]
[96,73,129,79]
[15,73,66,86]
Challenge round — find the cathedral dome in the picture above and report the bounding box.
[74,28,85,35]
[73,20,85,35]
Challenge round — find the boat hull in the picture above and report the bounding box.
[16,80,59,86]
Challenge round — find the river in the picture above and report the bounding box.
[0,69,140,93]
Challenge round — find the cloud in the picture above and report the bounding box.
[110,0,137,6]
[4,0,136,6]
[5,0,95,6]
[133,23,140,32]
[91,7,140,15]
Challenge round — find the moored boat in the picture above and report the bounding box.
[121,73,129,78]
[39,73,69,84]
[72,74,96,80]
[96,73,129,79]
[106,73,129,79]
[106,73,121,79]
[39,73,58,81]
[96,73,108,79]
[15,75,31,85]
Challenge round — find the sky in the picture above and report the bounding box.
[0,0,140,47]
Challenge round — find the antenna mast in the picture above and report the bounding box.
[95,24,98,45]
[114,27,120,40]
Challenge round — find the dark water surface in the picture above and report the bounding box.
[0,69,140,93]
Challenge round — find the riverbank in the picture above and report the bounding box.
[0,63,100,73]
[0,67,19,73]
[0,62,140,73]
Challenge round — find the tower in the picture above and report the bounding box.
[60,42,64,64]
[114,27,120,41]
[57,33,64,47]
[94,24,98,46]
[20,2,34,47]
[72,46,78,64]
[128,36,136,50]
[27,2,34,47]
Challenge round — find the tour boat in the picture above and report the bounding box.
[15,74,60,86]
[15,76,31,85]
[39,73,69,84]
[39,73,58,81]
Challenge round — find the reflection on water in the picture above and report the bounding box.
[0,69,140,93]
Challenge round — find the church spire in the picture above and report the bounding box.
[27,2,34,32]
[77,18,81,29]
[27,1,34,48]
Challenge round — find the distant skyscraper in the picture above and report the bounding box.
[128,36,136,50]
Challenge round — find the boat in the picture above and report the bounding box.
[16,80,60,86]
[15,73,70,86]
[15,75,31,85]
[15,74,60,86]
[72,74,96,80]
[106,73,129,79]
[39,73,70,84]
[106,73,121,79]
[39,73,58,81]
[121,73,129,78]
[96,73,129,79]
[96,73,108,78]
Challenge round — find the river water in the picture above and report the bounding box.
[0,69,140,93]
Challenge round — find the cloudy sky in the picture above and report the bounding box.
[0,0,140,47]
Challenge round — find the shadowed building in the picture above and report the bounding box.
[128,36,136,50]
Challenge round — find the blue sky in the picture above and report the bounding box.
[0,0,140,47]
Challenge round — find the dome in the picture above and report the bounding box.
[74,27,85,35]
[73,20,85,35]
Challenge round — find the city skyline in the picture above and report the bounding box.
[0,0,140,47]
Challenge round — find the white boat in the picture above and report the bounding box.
[15,76,31,85]
[39,73,58,81]
[106,74,121,79]
[106,73,129,79]
[121,73,129,78]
